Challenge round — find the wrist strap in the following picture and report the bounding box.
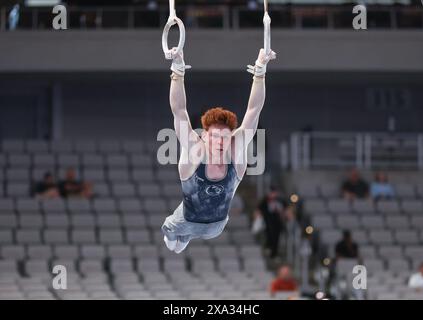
[170,72,184,80]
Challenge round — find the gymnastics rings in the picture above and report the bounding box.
[162,0,186,60]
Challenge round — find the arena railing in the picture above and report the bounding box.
[0,5,422,30]
[287,131,423,170]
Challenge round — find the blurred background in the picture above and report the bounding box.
[0,0,422,300]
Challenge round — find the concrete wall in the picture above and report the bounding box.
[0,30,422,72]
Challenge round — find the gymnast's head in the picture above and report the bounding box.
[200,107,238,158]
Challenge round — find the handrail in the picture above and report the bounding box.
[287,131,423,171]
[0,4,422,30]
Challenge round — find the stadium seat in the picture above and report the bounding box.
[33,154,55,168]
[26,141,49,153]
[44,229,69,244]
[369,230,393,245]
[99,140,121,153]
[130,155,154,168]
[303,199,327,215]
[2,140,25,153]
[377,200,401,215]
[352,200,375,214]
[328,199,352,214]
[132,169,155,182]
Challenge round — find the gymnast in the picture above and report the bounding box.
[161,1,276,253]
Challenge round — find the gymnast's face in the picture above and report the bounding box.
[203,124,232,161]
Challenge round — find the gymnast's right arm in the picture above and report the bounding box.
[168,48,199,150]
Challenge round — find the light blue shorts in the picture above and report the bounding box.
[161,201,229,243]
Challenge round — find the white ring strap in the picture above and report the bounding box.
[162,0,186,60]
[263,0,271,55]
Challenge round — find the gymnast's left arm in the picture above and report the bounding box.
[237,48,276,144]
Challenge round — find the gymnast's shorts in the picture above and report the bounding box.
[161,201,229,243]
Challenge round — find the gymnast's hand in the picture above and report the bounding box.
[169,47,191,76]
[247,48,277,77]
[257,48,277,66]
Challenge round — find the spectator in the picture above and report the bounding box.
[33,172,60,199]
[408,262,423,291]
[8,4,20,31]
[284,205,302,254]
[335,230,359,260]
[269,265,299,296]
[285,205,300,233]
[255,186,285,259]
[370,171,395,200]
[59,168,93,198]
[341,168,369,200]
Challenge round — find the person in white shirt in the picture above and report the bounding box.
[408,263,423,290]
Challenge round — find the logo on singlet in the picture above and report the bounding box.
[205,185,224,196]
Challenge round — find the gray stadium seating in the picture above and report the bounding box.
[0,139,278,300]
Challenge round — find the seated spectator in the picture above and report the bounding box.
[59,168,93,198]
[342,168,369,200]
[269,265,299,296]
[370,171,395,200]
[33,172,60,199]
[408,262,423,291]
[335,230,359,260]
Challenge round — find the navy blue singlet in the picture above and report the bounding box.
[181,161,241,224]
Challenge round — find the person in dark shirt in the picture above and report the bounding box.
[33,172,60,199]
[255,186,285,259]
[342,168,369,200]
[335,230,359,259]
[59,168,93,198]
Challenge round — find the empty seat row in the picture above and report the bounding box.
[0,229,149,245]
[0,212,252,233]
[0,244,262,261]
[2,182,182,198]
[297,182,423,199]
[304,199,423,215]
[0,140,156,154]
[359,245,423,260]
[0,257,266,279]
[310,214,423,230]
[0,154,156,169]
[0,198,177,213]
[336,258,421,275]
[0,168,178,182]
[319,228,423,246]
[0,228,254,245]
